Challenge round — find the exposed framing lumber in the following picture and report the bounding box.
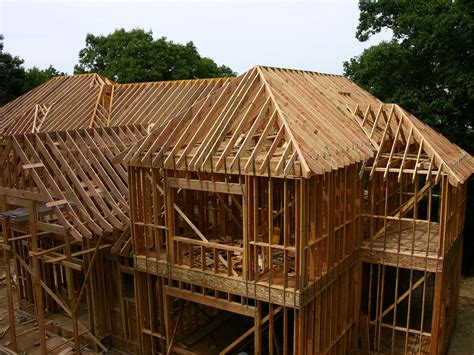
[1,65,472,355]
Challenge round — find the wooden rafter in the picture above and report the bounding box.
[350,103,474,186]
[1,125,147,239]
[0,74,231,137]
[124,66,382,178]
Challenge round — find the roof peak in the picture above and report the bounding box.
[124,64,376,178]
[252,65,344,78]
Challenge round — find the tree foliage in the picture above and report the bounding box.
[344,0,474,154]
[23,66,65,93]
[74,28,236,83]
[0,35,63,104]
[345,0,474,273]
[0,35,27,105]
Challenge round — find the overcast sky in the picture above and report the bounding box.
[0,0,391,76]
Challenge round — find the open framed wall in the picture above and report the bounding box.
[129,162,364,354]
[351,103,470,354]
[0,125,147,353]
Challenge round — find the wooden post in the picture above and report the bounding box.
[29,200,47,354]
[430,270,448,354]
[65,232,81,353]
[2,218,17,352]
[255,300,262,355]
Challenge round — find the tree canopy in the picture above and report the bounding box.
[74,28,236,83]
[0,35,27,105]
[344,0,474,273]
[1,29,235,105]
[0,35,64,105]
[344,0,474,154]
[23,66,65,93]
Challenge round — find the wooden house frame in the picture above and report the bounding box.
[0,66,473,354]
[0,75,232,353]
[0,125,147,352]
[125,66,473,354]
[350,103,471,354]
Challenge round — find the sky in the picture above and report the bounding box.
[0,0,391,76]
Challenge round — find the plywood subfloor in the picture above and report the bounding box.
[365,221,439,257]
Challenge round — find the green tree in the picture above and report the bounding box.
[0,34,27,105]
[0,35,64,104]
[23,66,65,92]
[74,28,236,83]
[345,0,474,153]
[345,0,474,273]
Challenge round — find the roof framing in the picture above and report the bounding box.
[350,103,474,186]
[0,74,231,137]
[1,125,147,240]
[124,66,382,178]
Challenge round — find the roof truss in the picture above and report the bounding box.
[1,125,148,240]
[349,103,474,186]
